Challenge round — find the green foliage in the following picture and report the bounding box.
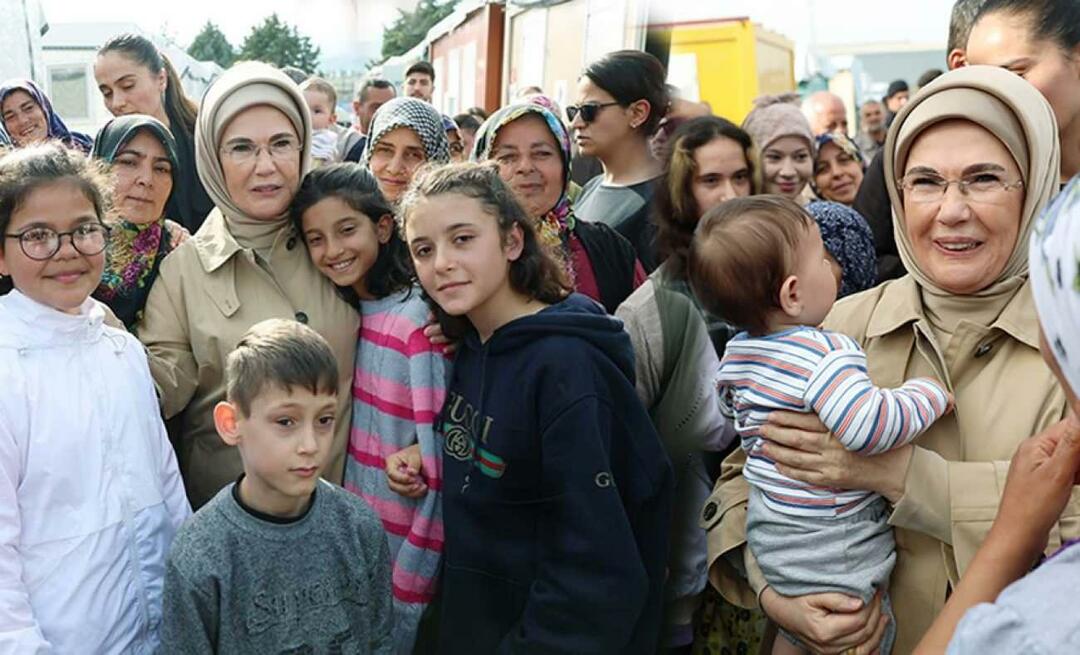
[238,14,321,73]
[188,21,235,68]
[380,0,456,60]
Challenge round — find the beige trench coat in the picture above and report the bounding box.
[703,276,1080,653]
[137,210,359,508]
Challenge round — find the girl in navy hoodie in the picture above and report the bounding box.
[398,161,673,654]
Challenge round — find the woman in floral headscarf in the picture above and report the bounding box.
[92,114,188,328]
[472,98,644,313]
[0,78,93,152]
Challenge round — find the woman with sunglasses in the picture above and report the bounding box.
[569,50,669,271]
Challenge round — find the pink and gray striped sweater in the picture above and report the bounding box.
[343,287,450,654]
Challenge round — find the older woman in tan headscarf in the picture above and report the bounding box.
[701,66,1074,654]
[138,62,358,508]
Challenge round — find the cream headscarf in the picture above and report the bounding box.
[884,65,1060,336]
[195,62,312,252]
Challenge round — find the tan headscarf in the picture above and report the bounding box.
[884,65,1060,336]
[195,62,312,251]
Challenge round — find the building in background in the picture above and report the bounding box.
[42,22,222,136]
[428,0,505,115]
[0,0,47,84]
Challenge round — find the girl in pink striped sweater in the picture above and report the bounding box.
[291,163,450,654]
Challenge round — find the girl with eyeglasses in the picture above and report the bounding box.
[0,142,190,653]
[569,50,669,271]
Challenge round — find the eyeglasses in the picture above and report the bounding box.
[219,136,302,164]
[897,172,1025,204]
[565,102,620,124]
[4,223,110,261]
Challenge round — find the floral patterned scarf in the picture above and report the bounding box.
[471,97,577,284]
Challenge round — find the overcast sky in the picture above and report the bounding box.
[40,0,957,75]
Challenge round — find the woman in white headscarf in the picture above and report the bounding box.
[702,66,1073,654]
[137,62,359,509]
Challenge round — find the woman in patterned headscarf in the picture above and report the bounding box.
[0,78,93,152]
[812,132,866,206]
[361,97,450,204]
[91,114,189,328]
[472,99,644,313]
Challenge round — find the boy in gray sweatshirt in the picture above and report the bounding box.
[161,319,392,654]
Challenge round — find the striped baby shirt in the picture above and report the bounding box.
[343,287,450,654]
[716,326,950,517]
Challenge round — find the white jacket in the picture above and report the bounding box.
[0,291,190,654]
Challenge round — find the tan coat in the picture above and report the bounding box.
[137,210,359,508]
[703,276,1080,653]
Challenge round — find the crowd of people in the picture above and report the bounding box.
[2,0,1080,653]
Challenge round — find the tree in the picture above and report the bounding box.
[188,21,235,68]
[380,0,456,60]
[237,14,321,73]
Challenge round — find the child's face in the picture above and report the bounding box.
[301,196,392,298]
[232,384,337,517]
[405,192,523,321]
[793,223,838,325]
[303,90,336,131]
[0,181,106,314]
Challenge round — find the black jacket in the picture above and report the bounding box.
[853,150,906,282]
[573,220,639,313]
[438,294,673,654]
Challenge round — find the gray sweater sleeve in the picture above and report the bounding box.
[161,558,217,655]
[367,523,393,655]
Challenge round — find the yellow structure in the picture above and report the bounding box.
[665,19,795,125]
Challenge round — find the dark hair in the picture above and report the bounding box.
[453,113,482,133]
[406,61,435,82]
[399,162,571,337]
[582,50,669,136]
[280,66,310,84]
[917,68,944,87]
[975,0,1080,52]
[466,106,489,121]
[0,143,113,249]
[688,195,814,336]
[225,318,339,417]
[98,34,198,136]
[654,116,756,281]
[949,0,989,53]
[357,78,395,103]
[290,163,413,303]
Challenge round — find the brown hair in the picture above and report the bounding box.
[98,34,199,136]
[688,195,814,335]
[398,162,571,337]
[300,77,338,109]
[224,318,339,417]
[655,115,757,280]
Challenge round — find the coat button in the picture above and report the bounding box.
[974,342,993,358]
[286,236,298,250]
[703,501,718,521]
[295,311,309,324]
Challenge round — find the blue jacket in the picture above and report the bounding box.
[438,294,673,654]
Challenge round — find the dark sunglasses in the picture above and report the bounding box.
[565,102,620,124]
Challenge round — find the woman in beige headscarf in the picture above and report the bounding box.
[137,62,358,509]
[701,66,1076,654]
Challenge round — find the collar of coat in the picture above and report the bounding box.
[190,208,297,274]
[863,275,1040,351]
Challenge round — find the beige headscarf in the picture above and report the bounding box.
[883,65,1060,336]
[195,62,312,251]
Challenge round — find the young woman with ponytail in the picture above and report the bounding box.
[95,33,214,232]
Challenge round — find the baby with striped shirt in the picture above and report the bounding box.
[689,197,952,655]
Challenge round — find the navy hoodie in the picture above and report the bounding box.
[437,293,673,655]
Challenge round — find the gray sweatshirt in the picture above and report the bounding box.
[161,480,392,654]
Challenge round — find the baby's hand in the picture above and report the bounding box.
[385,444,427,498]
[945,392,956,414]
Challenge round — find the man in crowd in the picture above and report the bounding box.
[883,79,909,127]
[856,100,886,160]
[801,90,848,136]
[404,61,435,103]
[340,78,396,163]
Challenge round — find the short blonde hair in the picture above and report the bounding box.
[688,195,813,336]
[300,77,337,109]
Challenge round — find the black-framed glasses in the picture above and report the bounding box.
[565,102,620,124]
[4,223,110,260]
